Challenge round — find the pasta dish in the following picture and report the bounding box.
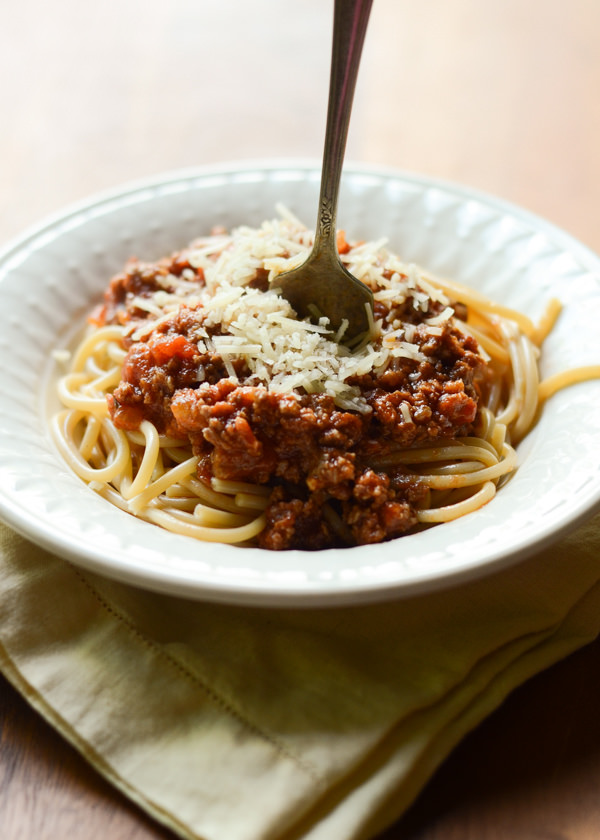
[51,209,597,550]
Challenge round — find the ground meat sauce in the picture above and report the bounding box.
[98,237,490,550]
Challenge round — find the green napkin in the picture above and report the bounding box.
[1,513,599,840]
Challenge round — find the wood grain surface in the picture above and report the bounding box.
[1,1,599,838]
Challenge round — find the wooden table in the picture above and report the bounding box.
[1,1,599,837]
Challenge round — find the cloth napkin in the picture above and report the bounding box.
[1,514,600,840]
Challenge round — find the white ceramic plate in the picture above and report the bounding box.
[0,161,599,606]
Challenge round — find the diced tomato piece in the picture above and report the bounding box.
[148,334,197,364]
[336,229,351,255]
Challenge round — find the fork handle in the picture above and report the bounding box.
[314,0,373,256]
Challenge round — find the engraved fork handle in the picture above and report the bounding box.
[314,0,373,256]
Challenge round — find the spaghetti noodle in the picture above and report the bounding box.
[51,210,600,550]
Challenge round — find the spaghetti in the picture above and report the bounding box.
[51,210,600,550]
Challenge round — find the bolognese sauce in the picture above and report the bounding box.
[95,228,490,550]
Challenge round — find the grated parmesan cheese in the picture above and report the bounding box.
[425,306,454,326]
[126,213,475,414]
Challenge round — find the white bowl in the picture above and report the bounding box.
[0,161,599,606]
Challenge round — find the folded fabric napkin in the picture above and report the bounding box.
[1,513,600,840]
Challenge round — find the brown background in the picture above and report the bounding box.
[1,1,600,837]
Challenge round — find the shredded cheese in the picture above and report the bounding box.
[124,213,467,414]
